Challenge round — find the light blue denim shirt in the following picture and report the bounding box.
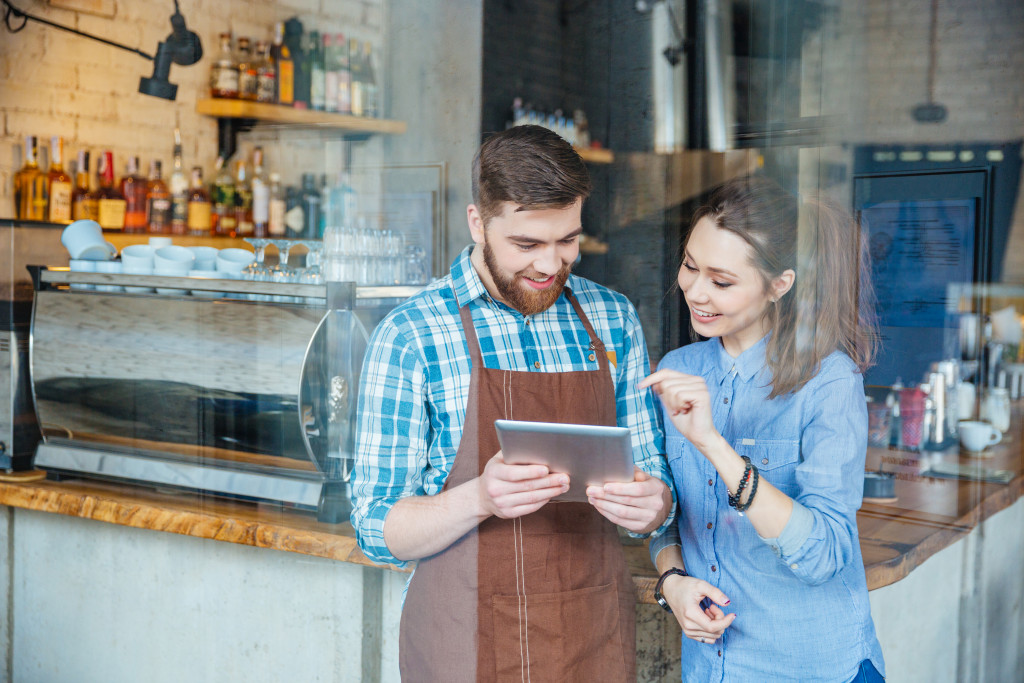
[650,335,885,682]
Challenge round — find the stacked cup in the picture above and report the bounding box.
[153,246,195,295]
[62,220,116,290]
[120,244,157,293]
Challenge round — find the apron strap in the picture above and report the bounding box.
[453,285,611,375]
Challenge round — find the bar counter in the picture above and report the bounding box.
[1,404,1021,601]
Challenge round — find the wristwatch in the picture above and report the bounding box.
[653,567,688,613]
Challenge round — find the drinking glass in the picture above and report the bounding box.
[241,238,274,301]
[268,238,300,302]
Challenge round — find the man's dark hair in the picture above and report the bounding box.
[471,125,592,225]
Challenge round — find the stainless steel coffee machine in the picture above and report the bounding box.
[29,265,417,522]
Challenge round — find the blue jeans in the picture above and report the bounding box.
[849,659,885,682]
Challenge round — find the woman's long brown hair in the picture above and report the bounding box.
[686,176,877,399]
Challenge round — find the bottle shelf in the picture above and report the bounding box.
[196,99,408,135]
[574,147,614,164]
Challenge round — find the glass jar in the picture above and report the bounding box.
[980,387,1011,434]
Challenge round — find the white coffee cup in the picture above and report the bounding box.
[61,220,109,260]
[959,420,1001,453]
[148,236,173,249]
[216,248,254,275]
[121,244,155,270]
[68,258,96,290]
[187,246,219,271]
[94,259,124,292]
[153,246,195,295]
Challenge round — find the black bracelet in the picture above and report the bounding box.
[654,567,688,613]
[728,456,753,508]
[735,464,760,513]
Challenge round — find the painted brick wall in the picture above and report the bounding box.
[0,0,385,218]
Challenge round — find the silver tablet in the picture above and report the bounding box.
[493,419,635,503]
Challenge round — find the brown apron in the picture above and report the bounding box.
[399,290,636,682]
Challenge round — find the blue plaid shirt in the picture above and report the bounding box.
[351,246,671,568]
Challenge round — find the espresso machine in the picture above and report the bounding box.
[28,264,417,522]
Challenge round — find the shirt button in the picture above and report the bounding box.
[588,353,596,362]
[761,458,769,465]
[525,319,530,325]
[708,479,714,486]
[706,522,713,530]
[533,361,541,369]
[790,563,799,570]
[718,650,722,657]
[711,565,717,572]
[723,397,729,404]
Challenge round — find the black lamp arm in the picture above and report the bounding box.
[1,0,154,60]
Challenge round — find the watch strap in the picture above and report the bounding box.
[653,567,688,613]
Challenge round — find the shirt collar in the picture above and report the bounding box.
[450,245,489,308]
[714,334,769,384]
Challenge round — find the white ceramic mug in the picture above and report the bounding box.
[187,246,219,271]
[216,248,254,275]
[959,420,1001,453]
[148,236,173,249]
[61,220,110,260]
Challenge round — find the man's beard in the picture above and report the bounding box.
[482,240,572,316]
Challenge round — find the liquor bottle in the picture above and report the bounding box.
[233,159,253,236]
[236,37,258,101]
[145,159,171,234]
[271,21,294,105]
[300,173,321,238]
[47,136,73,222]
[336,33,351,114]
[212,155,237,236]
[95,151,126,231]
[210,32,239,98]
[14,136,48,221]
[308,31,325,111]
[169,128,189,235]
[268,172,286,236]
[363,42,378,118]
[349,38,363,117]
[284,18,307,108]
[251,146,269,237]
[71,150,98,221]
[255,40,276,104]
[323,34,338,113]
[120,156,148,233]
[187,167,212,236]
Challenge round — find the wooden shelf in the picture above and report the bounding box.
[575,146,614,164]
[196,98,407,135]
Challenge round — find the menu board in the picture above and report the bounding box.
[860,198,976,328]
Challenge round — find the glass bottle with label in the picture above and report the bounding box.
[233,159,254,236]
[212,155,237,237]
[14,136,48,221]
[145,159,171,234]
[187,167,212,236]
[349,38,364,117]
[95,151,126,231]
[363,42,378,118]
[323,34,339,113]
[271,21,294,105]
[210,32,239,98]
[251,147,269,237]
[268,172,286,237]
[47,136,73,222]
[256,41,276,103]
[71,150,97,221]
[336,33,351,114]
[237,37,258,101]
[120,156,148,233]
[169,128,189,235]
[308,31,325,111]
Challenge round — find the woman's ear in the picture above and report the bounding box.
[771,269,796,301]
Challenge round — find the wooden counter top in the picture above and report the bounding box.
[1,404,1020,601]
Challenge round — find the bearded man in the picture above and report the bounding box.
[351,125,673,682]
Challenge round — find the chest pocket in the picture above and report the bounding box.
[733,438,801,498]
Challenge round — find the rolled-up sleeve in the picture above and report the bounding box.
[617,303,675,538]
[757,367,867,585]
[350,320,428,569]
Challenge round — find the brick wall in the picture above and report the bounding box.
[0,0,385,218]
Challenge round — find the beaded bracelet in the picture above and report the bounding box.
[734,464,760,513]
[728,456,753,508]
